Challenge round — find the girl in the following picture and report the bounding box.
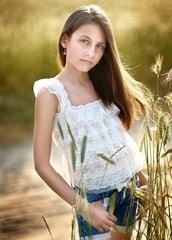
[33,5,149,240]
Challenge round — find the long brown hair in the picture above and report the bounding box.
[58,5,151,129]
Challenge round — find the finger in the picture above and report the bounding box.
[103,224,110,231]
[136,213,141,219]
[144,202,149,212]
[134,212,140,218]
[134,205,140,217]
[107,213,117,223]
[135,204,149,220]
[106,219,115,227]
[97,226,104,233]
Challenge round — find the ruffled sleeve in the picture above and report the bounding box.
[33,77,68,113]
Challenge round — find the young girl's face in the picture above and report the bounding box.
[61,23,106,72]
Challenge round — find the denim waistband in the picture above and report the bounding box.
[74,185,117,199]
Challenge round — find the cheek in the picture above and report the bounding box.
[66,48,76,61]
[96,51,104,62]
[67,42,83,57]
[70,40,82,50]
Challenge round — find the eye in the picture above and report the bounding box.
[81,39,89,44]
[97,44,105,50]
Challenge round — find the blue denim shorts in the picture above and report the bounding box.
[74,175,140,240]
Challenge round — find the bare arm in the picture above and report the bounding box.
[33,88,116,232]
[33,88,77,206]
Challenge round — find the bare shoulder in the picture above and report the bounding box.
[36,87,59,113]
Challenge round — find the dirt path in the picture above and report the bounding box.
[0,140,75,240]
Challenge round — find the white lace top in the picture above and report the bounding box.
[33,76,143,192]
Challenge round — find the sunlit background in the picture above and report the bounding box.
[0,0,172,239]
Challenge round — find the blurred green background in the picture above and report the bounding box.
[0,0,172,147]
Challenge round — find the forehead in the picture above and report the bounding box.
[71,23,106,42]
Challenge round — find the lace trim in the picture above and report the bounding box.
[33,77,68,112]
[53,118,135,158]
[111,225,135,234]
[62,145,142,191]
[54,77,105,109]
[53,111,122,146]
[70,99,102,109]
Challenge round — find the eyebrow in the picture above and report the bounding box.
[79,35,106,45]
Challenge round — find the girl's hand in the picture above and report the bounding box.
[134,185,149,220]
[81,200,117,232]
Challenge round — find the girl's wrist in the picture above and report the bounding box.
[78,198,93,220]
[77,197,86,217]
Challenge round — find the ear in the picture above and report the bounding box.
[60,33,68,49]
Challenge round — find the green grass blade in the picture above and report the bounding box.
[57,121,64,140]
[110,146,125,158]
[42,216,55,240]
[97,153,116,165]
[109,192,117,215]
[71,141,76,172]
[163,125,170,146]
[80,135,87,164]
[161,148,172,158]
[66,121,77,150]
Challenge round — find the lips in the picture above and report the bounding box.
[81,59,93,65]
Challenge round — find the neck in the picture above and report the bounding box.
[58,66,91,86]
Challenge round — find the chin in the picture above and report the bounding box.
[78,65,95,73]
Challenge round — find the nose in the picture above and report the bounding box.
[87,46,95,58]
